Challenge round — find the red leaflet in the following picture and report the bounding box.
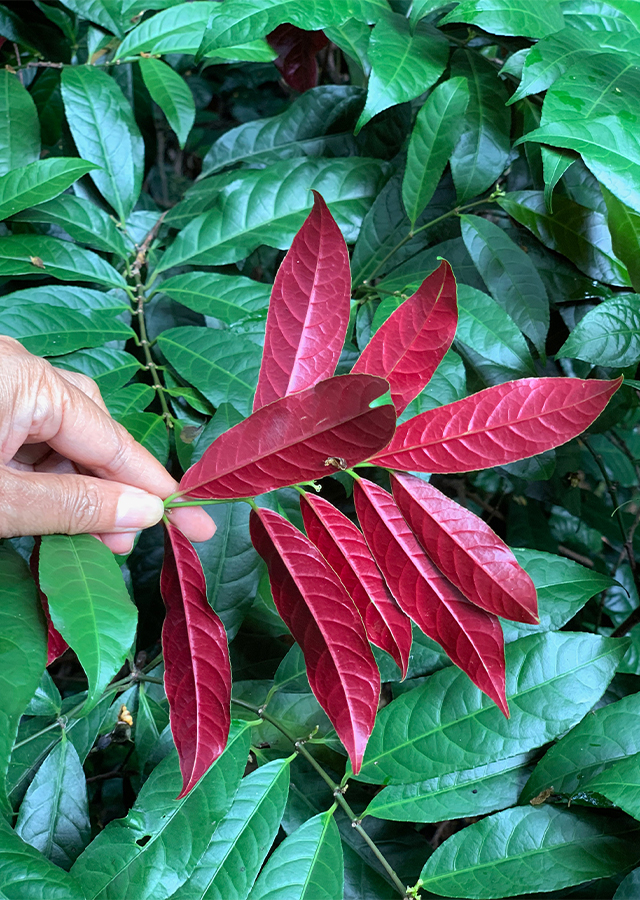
[30,539,68,665]
[160,522,231,798]
[267,24,329,93]
[352,261,457,415]
[371,377,623,472]
[249,507,380,773]
[180,374,396,500]
[300,493,412,677]
[354,478,508,715]
[391,473,538,624]
[253,191,351,410]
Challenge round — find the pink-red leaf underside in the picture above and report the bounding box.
[352,260,458,415]
[30,539,68,665]
[391,473,538,624]
[354,478,508,715]
[250,507,380,773]
[267,25,329,93]
[371,377,623,472]
[180,374,396,500]
[160,522,231,798]
[300,492,412,677]
[253,191,351,410]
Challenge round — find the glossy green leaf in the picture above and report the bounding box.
[581,751,640,819]
[542,146,575,209]
[0,547,47,817]
[456,283,536,376]
[57,0,125,36]
[0,70,40,176]
[61,66,144,221]
[323,19,371,73]
[0,285,128,315]
[71,722,251,900]
[52,348,142,395]
[0,158,98,221]
[410,0,450,26]
[157,327,262,416]
[200,85,363,178]
[558,294,640,366]
[249,810,344,900]
[39,535,137,711]
[0,235,127,288]
[449,50,511,202]
[106,384,155,419]
[521,690,640,802]
[616,865,640,899]
[442,0,564,37]
[0,305,134,357]
[15,736,90,870]
[603,184,640,291]
[355,632,626,785]
[499,190,630,286]
[115,2,215,56]
[0,816,84,900]
[402,77,469,225]
[135,685,169,772]
[159,272,270,323]
[419,805,640,898]
[355,14,449,133]
[364,752,531,822]
[119,412,169,465]
[172,758,291,900]
[460,214,549,354]
[157,158,386,270]
[398,349,467,422]
[542,52,640,128]
[24,671,62,718]
[139,57,195,150]
[13,193,131,257]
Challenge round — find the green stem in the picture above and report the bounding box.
[165,498,250,509]
[132,272,173,430]
[230,697,410,898]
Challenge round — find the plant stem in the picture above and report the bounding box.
[231,697,410,898]
[165,498,249,508]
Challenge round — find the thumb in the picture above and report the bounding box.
[0,469,164,538]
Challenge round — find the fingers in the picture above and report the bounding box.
[166,505,217,542]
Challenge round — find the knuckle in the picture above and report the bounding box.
[63,479,105,533]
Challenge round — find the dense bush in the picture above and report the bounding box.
[2,1,640,898]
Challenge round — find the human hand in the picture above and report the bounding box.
[0,336,215,554]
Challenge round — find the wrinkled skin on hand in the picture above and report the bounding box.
[0,336,214,554]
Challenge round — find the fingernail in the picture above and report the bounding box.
[115,488,164,530]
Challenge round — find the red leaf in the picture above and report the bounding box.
[30,539,68,666]
[300,492,412,677]
[249,507,380,773]
[253,191,351,411]
[391,473,538,624]
[267,24,329,93]
[180,374,396,500]
[371,377,623,472]
[354,478,508,715]
[352,261,458,415]
[161,522,231,798]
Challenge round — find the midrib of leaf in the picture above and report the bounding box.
[458,307,529,366]
[301,813,334,898]
[160,335,256,391]
[464,55,485,185]
[363,641,617,768]
[584,62,634,117]
[43,740,67,861]
[69,541,101,692]
[523,205,622,265]
[207,506,232,607]
[386,278,446,377]
[375,30,414,93]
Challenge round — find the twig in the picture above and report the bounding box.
[130,210,167,278]
[12,44,23,83]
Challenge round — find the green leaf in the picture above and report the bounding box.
[402,77,469,225]
[14,736,90,870]
[200,85,363,178]
[616,865,640,899]
[115,1,216,56]
[355,14,449,133]
[603,184,640,292]
[106,383,155,419]
[419,805,640,898]
[139,58,195,150]
[71,722,252,900]
[0,70,40,176]
[460,214,550,354]
[542,52,640,127]
[159,272,270,323]
[0,285,129,314]
[39,535,138,711]
[0,235,127,288]
[157,158,387,270]
[52,348,142,395]
[558,294,640,366]
[364,752,531,822]
[171,758,291,900]
[157,326,262,416]
[0,547,47,817]
[119,412,170,465]
[398,349,468,422]
[61,66,144,221]
[13,193,131,257]
[0,816,84,900]
[560,0,637,32]
[455,283,536,377]
[56,0,125,36]
[520,690,640,802]
[410,0,451,27]
[134,685,169,772]
[449,50,511,202]
[323,20,371,74]
[24,671,62,718]
[0,305,134,357]
[441,0,564,38]
[249,809,344,900]
[355,632,626,785]
[498,190,630,285]
[0,158,98,221]
[542,145,576,209]
[581,751,640,820]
